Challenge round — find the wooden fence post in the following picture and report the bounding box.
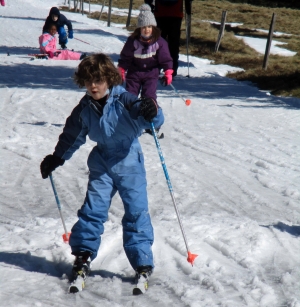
[99,0,106,20]
[126,0,133,28]
[107,0,112,27]
[263,13,276,70]
[214,10,227,53]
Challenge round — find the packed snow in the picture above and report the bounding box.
[0,1,299,306]
[235,35,297,56]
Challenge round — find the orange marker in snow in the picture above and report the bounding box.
[170,83,191,106]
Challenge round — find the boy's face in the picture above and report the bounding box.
[52,14,58,21]
[85,80,108,100]
[141,26,152,38]
[49,26,57,36]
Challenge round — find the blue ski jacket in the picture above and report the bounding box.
[42,7,73,33]
[53,85,164,160]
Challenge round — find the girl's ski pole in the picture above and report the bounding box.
[74,37,102,51]
[169,83,192,106]
[185,12,191,78]
[150,121,198,266]
[74,37,91,45]
[49,174,71,243]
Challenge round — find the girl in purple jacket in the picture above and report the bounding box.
[118,4,173,101]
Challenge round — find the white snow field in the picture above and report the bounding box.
[0,1,299,306]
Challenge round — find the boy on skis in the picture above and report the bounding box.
[40,54,164,295]
[42,7,73,49]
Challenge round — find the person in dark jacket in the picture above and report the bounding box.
[42,7,73,49]
[145,0,192,77]
[40,53,164,294]
[118,4,173,101]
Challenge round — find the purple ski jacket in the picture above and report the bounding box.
[118,36,173,73]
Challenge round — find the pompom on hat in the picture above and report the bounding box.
[137,4,157,28]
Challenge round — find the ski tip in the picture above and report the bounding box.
[132,288,144,295]
[69,286,80,293]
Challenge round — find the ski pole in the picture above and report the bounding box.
[74,37,101,51]
[74,37,91,45]
[150,122,198,266]
[6,52,36,57]
[185,13,191,78]
[169,83,191,106]
[49,174,71,243]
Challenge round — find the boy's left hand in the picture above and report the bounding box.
[139,97,158,122]
[68,30,73,39]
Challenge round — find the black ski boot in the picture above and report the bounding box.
[133,265,152,295]
[80,53,87,60]
[60,43,67,50]
[69,251,91,293]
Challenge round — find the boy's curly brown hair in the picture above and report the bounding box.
[74,53,122,88]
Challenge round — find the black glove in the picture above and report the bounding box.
[40,154,65,179]
[139,97,158,122]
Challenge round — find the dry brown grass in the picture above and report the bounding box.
[61,0,300,97]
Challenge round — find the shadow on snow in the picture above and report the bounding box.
[0,47,299,110]
[0,252,71,278]
[0,252,134,283]
[261,222,300,237]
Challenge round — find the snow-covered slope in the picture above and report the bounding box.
[0,1,299,306]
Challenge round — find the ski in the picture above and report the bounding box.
[28,53,48,59]
[132,274,149,295]
[132,268,151,295]
[68,271,150,295]
[68,275,86,293]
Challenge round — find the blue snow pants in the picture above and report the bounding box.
[69,145,154,270]
[57,26,68,45]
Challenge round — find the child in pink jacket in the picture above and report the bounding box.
[39,24,86,60]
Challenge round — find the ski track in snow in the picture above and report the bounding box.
[0,1,300,306]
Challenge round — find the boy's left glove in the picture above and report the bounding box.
[68,30,73,39]
[139,97,158,122]
[161,69,173,86]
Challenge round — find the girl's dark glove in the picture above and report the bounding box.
[139,98,158,122]
[40,154,65,179]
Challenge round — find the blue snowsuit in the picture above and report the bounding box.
[53,85,164,270]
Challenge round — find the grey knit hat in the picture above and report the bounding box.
[137,4,157,28]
